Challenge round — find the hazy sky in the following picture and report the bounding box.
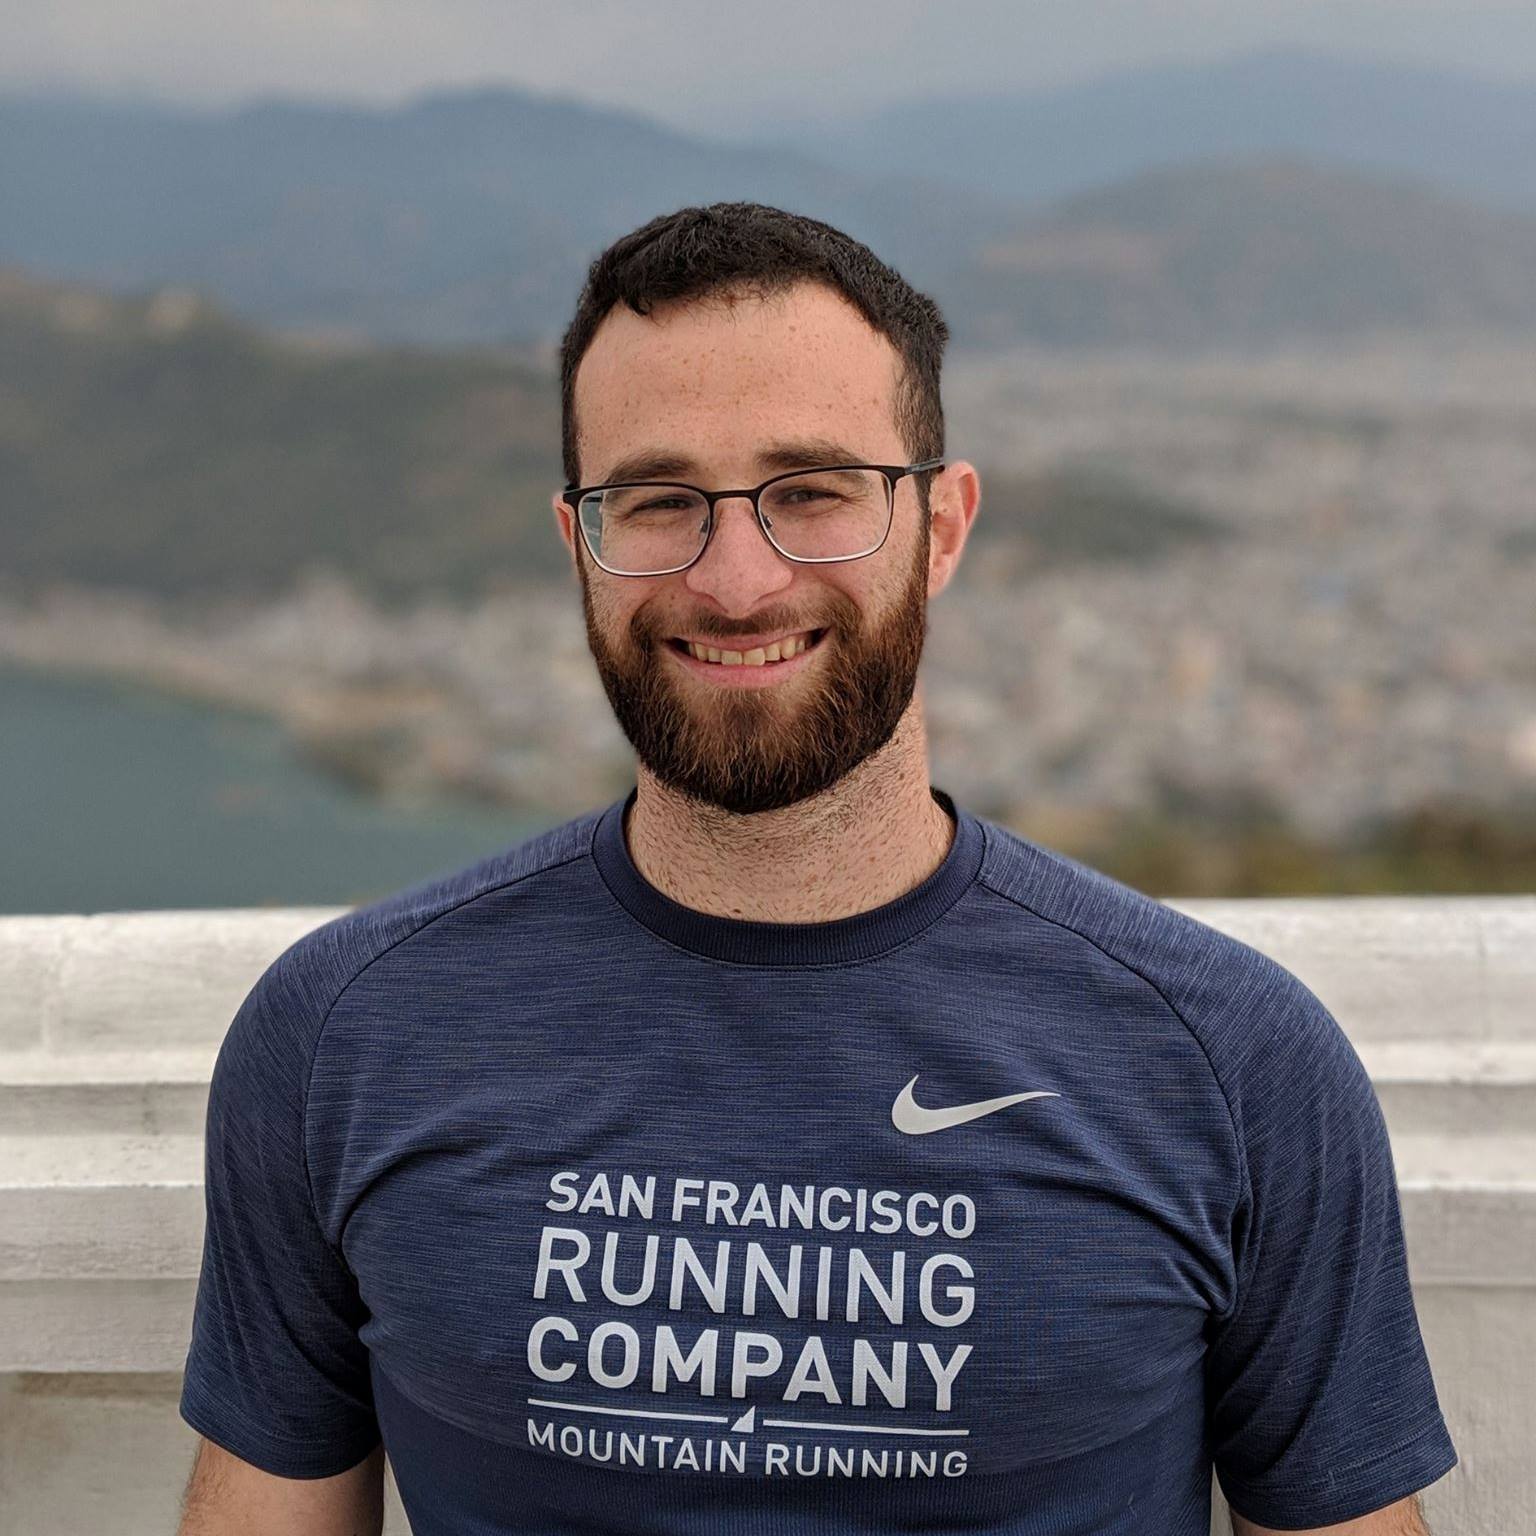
[7,0,1536,135]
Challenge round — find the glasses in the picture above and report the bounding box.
[561,460,945,577]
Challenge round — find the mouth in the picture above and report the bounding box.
[665,627,828,669]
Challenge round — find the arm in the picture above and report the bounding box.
[177,1437,384,1536]
[1204,963,1457,1530]
[177,946,383,1496]
[1230,1491,1431,1534]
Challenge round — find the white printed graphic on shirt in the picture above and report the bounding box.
[522,1169,978,1480]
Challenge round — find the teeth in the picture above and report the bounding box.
[683,631,815,666]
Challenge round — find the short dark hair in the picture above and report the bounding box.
[558,201,949,500]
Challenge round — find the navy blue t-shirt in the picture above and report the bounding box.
[179,787,1457,1533]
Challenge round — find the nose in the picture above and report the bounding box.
[681,493,795,614]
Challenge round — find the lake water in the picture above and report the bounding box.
[0,666,563,915]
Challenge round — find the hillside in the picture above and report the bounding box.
[944,159,1536,349]
[0,269,1227,606]
[0,270,566,602]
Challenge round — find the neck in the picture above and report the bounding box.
[623,696,955,924]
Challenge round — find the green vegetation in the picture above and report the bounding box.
[963,464,1229,574]
[1025,795,1536,897]
[2,272,1228,607]
[0,274,565,607]
[1499,525,1536,561]
[955,160,1536,350]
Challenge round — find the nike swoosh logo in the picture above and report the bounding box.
[891,1074,1060,1135]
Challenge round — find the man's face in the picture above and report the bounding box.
[557,280,936,816]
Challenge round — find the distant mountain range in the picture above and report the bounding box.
[756,47,1536,214]
[0,87,1014,347]
[3,49,1535,351]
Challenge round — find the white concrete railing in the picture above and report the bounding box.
[2,898,1533,1535]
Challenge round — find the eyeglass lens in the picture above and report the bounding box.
[578,468,892,575]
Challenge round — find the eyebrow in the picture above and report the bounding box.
[597,437,872,487]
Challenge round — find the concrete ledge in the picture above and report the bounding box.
[0,899,1531,1378]
[0,1282,197,1374]
[5,1039,1535,1140]
[0,899,1530,1536]
[2,1134,1528,1370]
[3,897,1534,1053]
[1169,895,1536,1042]
[0,1050,215,1135]
[0,909,347,1055]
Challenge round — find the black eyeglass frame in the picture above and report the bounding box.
[560,459,946,577]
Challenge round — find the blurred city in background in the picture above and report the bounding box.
[3,7,1535,910]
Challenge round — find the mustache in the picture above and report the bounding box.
[633,612,842,645]
[630,585,867,650]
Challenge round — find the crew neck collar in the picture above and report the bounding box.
[589,785,985,966]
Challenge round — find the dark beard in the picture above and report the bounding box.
[578,529,930,815]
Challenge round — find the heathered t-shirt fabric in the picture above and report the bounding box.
[179,786,1457,1534]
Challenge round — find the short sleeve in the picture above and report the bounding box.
[1206,976,1458,1529]
[179,947,381,1478]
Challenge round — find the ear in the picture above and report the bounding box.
[926,461,980,599]
[552,492,580,579]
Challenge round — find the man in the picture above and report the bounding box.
[177,202,1457,1535]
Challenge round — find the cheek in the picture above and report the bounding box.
[845,565,906,618]
[577,569,628,640]
[608,583,668,644]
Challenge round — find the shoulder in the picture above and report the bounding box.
[972,815,1342,1086]
[240,803,607,1043]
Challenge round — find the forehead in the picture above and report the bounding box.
[573,280,903,482]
